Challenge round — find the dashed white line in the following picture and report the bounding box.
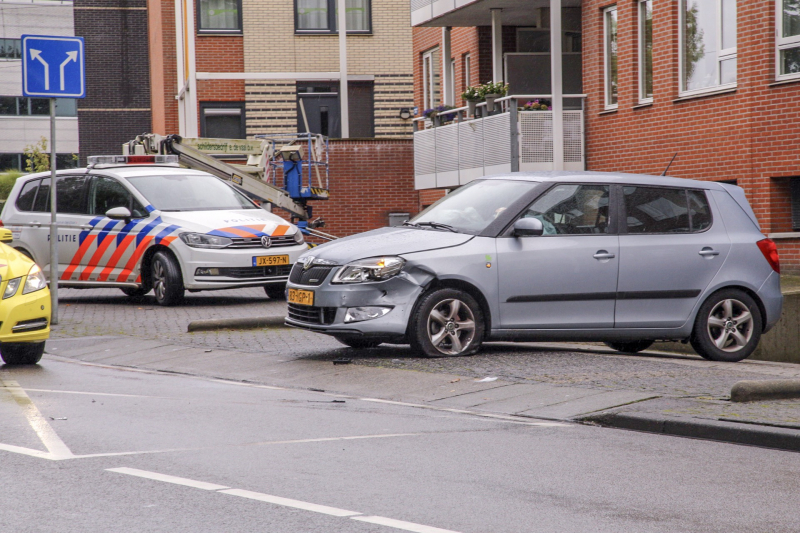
[108,467,463,533]
[106,467,230,490]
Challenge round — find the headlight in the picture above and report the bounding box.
[22,265,47,294]
[332,256,405,284]
[179,232,233,249]
[293,231,305,245]
[3,277,21,299]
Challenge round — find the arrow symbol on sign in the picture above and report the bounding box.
[59,51,78,91]
[29,49,50,90]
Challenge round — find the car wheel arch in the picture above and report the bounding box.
[693,285,769,334]
[410,277,493,336]
[140,244,176,291]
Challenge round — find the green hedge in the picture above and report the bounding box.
[0,170,24,201]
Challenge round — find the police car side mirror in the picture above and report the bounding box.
[106,207,132,224]
[513,217,544,237]
[0,228,13,243]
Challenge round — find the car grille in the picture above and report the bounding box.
[288,264,336,286]
[215,265,292,279]
[228,235,297,249]
[287,303,337,325]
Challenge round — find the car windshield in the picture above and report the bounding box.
[125,174,257,211]
[409,179,540,234]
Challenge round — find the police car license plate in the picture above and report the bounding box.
[253,255,290,267]
[288,288,314,306]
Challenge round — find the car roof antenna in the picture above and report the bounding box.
[661,153,678,176]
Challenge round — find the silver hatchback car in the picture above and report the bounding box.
[285,172,782,362]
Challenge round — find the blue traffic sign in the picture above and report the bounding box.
[21,35,85,98]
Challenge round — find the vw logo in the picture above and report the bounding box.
[261,235,272,248]
[301,256,315,270]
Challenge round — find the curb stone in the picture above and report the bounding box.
[582,411,800,452]
[187,316,287,332]
[731,379,800,402]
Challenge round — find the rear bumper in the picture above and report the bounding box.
[757,271,783,333]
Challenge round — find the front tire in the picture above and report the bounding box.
[409,288,484,358]
[121,287,149,298]
[264,284,286,300]
[0,342,45,365]
[690,289,762,362]
[151,251,184,306]
[604,340,654,353]
[334,336,384,349]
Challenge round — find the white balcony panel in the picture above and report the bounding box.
[410,6,433,26]
[457,119,483,174]
[414,128,436,182]
[434,122,460,187]
[482,112,511,168]
[459,166,484,185]
[432,0,456,18]
[520,112,554,164]
[563,110,584,164]
[416,173,437,190]
[485,163,511,176]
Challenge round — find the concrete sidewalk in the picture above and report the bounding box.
[43,335,800,452]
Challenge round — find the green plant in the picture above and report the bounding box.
[24,137,50,173]
[461,85,482,102]
[0,170,23,201]
[477,81,509,97]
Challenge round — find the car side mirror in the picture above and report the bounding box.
[106,206,132,224]
[0,228,13,243]
[513,217,544,237]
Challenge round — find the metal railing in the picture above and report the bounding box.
[412,94,587,190]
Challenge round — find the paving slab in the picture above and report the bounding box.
[518,389,659,419]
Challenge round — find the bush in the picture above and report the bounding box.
[0,170,23,201]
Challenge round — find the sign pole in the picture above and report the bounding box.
[49,97,58,325]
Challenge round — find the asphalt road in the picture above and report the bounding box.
[2,358,800,533]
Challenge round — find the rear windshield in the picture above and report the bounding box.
[126,174,257,212]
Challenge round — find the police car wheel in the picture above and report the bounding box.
[151,251,184,306]
[121,287,149,298]
[264,284,286,300]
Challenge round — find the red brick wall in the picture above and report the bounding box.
[195,35,245,105]
[582,0,800,243]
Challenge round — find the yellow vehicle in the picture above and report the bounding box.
[0,228,50,365]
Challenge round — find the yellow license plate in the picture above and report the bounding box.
[288,288,314,306]
[253,255,290,267]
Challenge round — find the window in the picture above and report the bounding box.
[15,179,39,212]
[603,6,618,109]
[448,58,455,105]
[88,177,147,218]
[778,0,800,79]
[522,184,611,235]
[638,0,653,102]
[623,186,712,233]
[56,176,87,214]
[295,0,371,34]
[200,102,246,139]
[463,53,471,90]
[680,0,737,94]
[0,38,21,60]
[422,47,440,111]
[0,97,77,117]
[791,179,800,230]
[197,0,242,33]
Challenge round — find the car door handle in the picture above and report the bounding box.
[593,251,616,260]
[698,248,719,257]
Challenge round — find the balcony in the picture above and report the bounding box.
[413,95,585,190]
[411,0,564,28]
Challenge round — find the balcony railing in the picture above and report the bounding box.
[413,95,586,190]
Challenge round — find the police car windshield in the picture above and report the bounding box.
[126,174,258,211]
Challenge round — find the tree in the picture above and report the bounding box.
[24,137,50,173]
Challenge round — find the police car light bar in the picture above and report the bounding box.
[87,155,179,166]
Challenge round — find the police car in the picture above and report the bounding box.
[0,155,307,305]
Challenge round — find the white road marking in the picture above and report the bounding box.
[0,373,74,460]
[219,489,361,517]
[23,388,162,398]
[106,467,230,490]
[352,515,461,533]
[109,467,462,532]
[248,433,422,446]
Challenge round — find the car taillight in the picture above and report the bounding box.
[757,239,780,274]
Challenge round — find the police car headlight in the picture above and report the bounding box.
[293,231,305,245]
[22,265,47,294]
[179,232,233,249]
[332,256,404,284]
[3,277,21,299]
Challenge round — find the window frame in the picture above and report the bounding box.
[422,47,440,111]
[678,0,737,97]
[514,183,615,237]
[199,102,246,139]
[294,0,372,35]
[603,5,618,110]
[463,53,471,90]
[638,0,654,104]
[196,0,243,34]
[0,38,22,61]
[777,0,800,81]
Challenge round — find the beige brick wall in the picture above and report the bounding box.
[242,0,413,138]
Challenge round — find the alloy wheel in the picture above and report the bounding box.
[427,298,476,355]
[706,298,754,353]
[153,259,166,301]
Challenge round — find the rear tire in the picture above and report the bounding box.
[690,289,762,362]
[409,288,484,358]
[0,342,45,365]
[264,284,286,300]
[334,336,384,349]
[151,251,184,306]
[604,340,654,353]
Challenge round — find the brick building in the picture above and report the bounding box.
[410,0,800,269]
